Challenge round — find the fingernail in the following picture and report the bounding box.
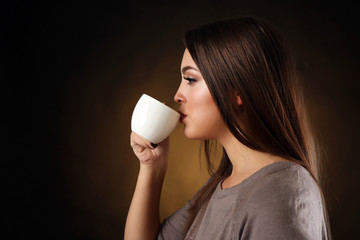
[151,143,158,148]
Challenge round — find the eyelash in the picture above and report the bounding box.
[183,77,197,85]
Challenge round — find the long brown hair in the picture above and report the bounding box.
[183,17,330,238]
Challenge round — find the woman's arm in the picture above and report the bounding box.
[124,132,170,240]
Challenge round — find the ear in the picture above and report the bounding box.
[236,95,243,106]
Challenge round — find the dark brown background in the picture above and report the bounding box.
[5,0,359,239]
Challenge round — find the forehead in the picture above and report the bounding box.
[181,49,197,67]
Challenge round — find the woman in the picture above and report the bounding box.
[125,17,331,240]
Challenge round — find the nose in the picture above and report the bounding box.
[174,86,185,104]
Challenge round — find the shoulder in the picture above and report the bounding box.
[238,161,326,239]
[246,161,321,203]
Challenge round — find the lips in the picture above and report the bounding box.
[178,110,187,123]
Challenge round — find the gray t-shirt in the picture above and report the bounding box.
[157,161,327,240]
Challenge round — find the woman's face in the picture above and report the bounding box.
[174,49,228,140]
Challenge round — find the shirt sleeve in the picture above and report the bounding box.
[239,168,328,240]
[157,201,191,240]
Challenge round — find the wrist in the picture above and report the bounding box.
[139,160,168,179]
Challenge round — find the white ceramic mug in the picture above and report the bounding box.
[131,94,180,144]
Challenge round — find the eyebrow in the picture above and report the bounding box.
[181,66,199,74]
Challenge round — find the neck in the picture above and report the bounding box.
[218,129,286,188]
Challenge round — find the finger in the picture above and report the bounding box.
[130,132,155,149]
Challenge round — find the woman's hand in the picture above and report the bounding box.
[125,132,169,240]
[130,132,170,169]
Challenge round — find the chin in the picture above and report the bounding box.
[183,127,209,140]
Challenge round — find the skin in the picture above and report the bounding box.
[124,49,286,240]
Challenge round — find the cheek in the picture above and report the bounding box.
[188,87,214,121]
[192,83,214,108]
[188,89,225,138]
